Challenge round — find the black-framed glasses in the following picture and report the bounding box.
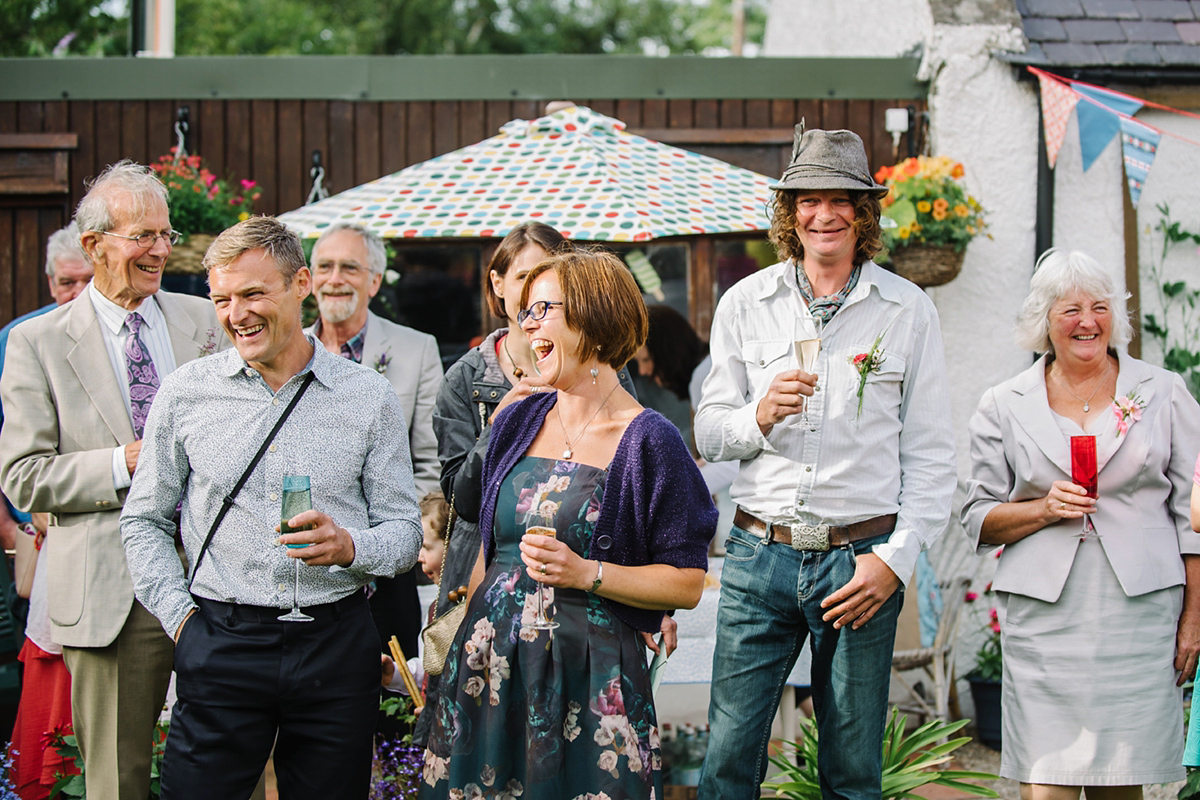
[517,300,564,325]
[96,229,183,249]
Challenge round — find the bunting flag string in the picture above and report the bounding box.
[1028,66,1200,208]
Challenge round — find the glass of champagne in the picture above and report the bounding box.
[278,475,316,622]
[1069,435,1100,540]
[523,509,559,632]
[794,317,821,426]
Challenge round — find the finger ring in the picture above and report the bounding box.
[539,564,547,574]
[531,386,540,393]
[1060,502,1067,509]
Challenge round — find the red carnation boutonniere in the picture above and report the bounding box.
[847,330,888,419]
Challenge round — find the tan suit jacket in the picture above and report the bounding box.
[962,350,1200,603]
[308,310,443,497]
[0,290,219,648]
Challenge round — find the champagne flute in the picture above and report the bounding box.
[523,509,559,632]
[794,317,821,426]
[278,475,316,622]
[1069,436,1100,540]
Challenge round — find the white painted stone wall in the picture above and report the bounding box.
[764,0,931,56]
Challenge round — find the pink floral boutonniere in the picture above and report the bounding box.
[848,330,887,418]
[1110,393,1144,436]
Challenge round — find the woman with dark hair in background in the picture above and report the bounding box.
[631,305,709,451]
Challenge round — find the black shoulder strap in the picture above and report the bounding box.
[187,371,317,591]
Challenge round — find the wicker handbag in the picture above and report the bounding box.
[421,496,468,676]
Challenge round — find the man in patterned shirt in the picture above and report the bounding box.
[695,127,956,799]
[121,216,422,800]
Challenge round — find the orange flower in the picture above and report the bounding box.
[954,203,969,217]
[933,197,949,213]
[903,159,921,176]
[882,195,895,208]
[951,163,964,179]
[917,200,932,213]
[932,207,948,221]
[875,166,893,182]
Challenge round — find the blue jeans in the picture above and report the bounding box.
[698,526,902,800]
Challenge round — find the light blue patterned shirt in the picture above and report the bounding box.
[121,336,422,637]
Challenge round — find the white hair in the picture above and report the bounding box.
[74,160,168,235]
[1014,248,1133,354]
[312,223,387,278]
[45,221,86,277]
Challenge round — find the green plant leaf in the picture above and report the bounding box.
[886,198,917,232]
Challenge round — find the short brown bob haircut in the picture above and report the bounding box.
[767,189,884,267]
[519,249,648,370]
[485,221,569,320]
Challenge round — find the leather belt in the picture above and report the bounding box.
[733,507,897,552]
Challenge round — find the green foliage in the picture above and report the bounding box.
[173,0,747,56]
[0,0,127,57]
[1146,204,1200,402]
[1180,766,1200,800]
[763,708,1000,800]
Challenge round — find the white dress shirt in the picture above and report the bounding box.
[87,283,178,490]
[694,260,956,585]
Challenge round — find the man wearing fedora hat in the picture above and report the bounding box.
[695,126,956,799]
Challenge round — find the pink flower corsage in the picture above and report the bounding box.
[847,331,887,419]
[1110,393,1144,436]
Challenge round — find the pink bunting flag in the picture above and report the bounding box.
[1038,72,1079,169]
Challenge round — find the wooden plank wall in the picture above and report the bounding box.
[0,97,924,326]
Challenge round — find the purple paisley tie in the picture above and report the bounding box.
[124,312,160,438]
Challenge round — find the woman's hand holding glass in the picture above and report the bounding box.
[1041,479,1096,523]
[518,528,593,590]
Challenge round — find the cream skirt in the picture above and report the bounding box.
[998,538,1184,785]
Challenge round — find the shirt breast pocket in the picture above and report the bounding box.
[741,340,792,397]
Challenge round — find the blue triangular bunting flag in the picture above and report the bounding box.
[1071,83,1145,171]
[1118,116,1160,208]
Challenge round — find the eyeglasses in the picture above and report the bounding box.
[96,230,183,249]
[517,300,564,325]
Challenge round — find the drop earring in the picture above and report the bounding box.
[590,368,599,385]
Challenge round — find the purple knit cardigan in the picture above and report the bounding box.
[479,391,717,632]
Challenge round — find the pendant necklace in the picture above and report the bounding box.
[501,332,524,380]
[556,382,620,460]
[1055,362,1111,412]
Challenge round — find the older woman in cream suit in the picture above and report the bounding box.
[962,249,1200,800]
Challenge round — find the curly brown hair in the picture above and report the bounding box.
[767,190,883,266]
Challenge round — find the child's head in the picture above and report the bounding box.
[418,491,450,583]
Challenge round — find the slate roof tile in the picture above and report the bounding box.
[1023,0,1086,15]
[1122,19,1184,38]
[1179,20,1200,41]
[1081,0,1141,17]
[1042,41,1108,60]
[1098,41,1167,59]
[1157,41,1200,59]
[1024,16,1071,38]
[1062,18,1131,39]
[1135,0,1196,20]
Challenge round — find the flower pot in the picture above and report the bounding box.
[888,245,965,288]
[167,233,217,275]
[968,677,1002,751]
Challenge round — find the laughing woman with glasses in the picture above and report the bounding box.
[421,249,717,800]
[422,223,639,745]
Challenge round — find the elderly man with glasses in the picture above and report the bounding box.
[0,160,221,800]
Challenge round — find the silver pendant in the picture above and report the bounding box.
[1083,403,1089,412]
[563,448,572,459]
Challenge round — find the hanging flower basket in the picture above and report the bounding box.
[167,232,217,275]
[888,244,965,288]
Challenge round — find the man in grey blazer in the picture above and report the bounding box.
[307,222,443,663]
[0,161,221,800]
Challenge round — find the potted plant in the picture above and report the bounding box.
[762,708,999,799]
[151,148,262,274]
[875,155,987,287]
[963,581,1003,751]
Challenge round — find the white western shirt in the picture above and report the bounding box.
[694,260,956,585]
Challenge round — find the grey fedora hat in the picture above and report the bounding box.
[769,123,889,197]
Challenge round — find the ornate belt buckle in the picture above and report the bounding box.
[791,524,830,552]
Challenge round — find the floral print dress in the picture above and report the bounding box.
[422,456,662,800]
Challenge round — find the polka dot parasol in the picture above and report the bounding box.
[278,105,775,242]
